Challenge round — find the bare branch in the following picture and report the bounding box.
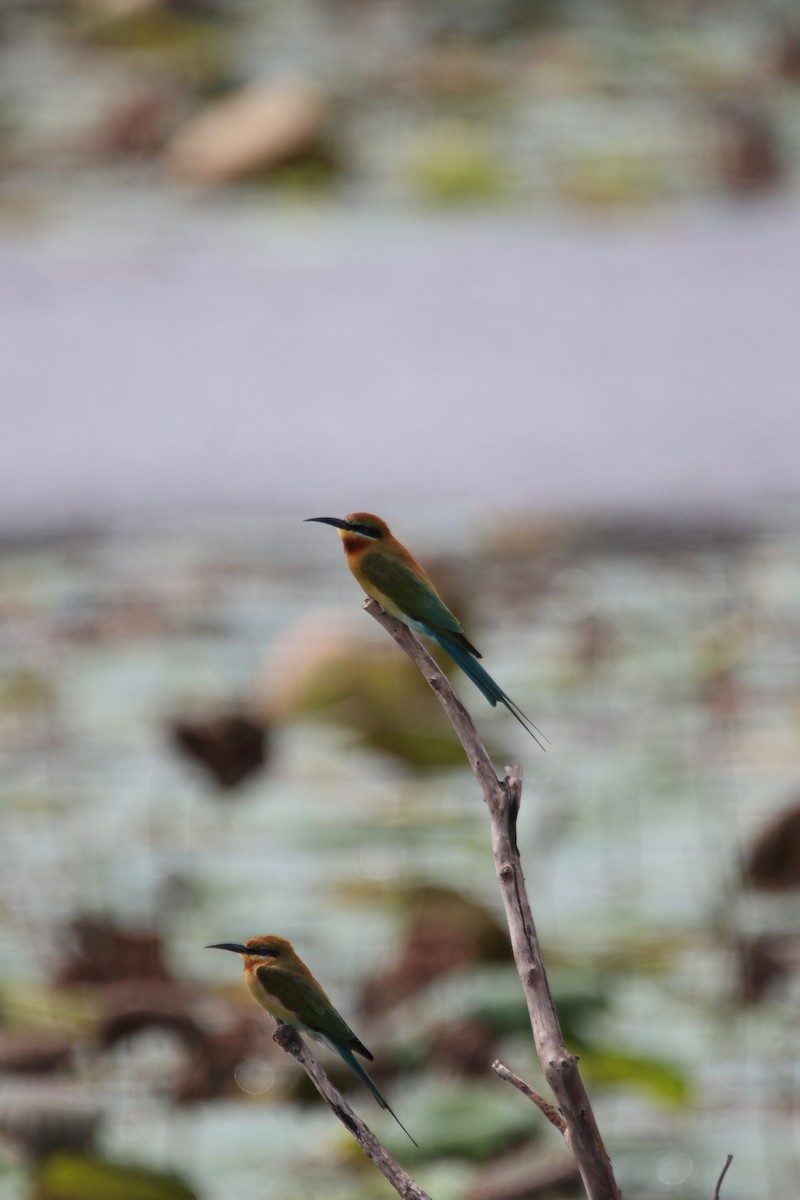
[492,1060,568,1137]
[711,1154,733,1200]
[272,1023,431,1200]
[363,598,620,1200]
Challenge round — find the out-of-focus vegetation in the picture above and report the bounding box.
[1,510,800,1198]
[34,1153,198,1200]
[0,0,799,215]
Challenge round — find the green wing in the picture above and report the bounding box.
[359,552,464,636]
[257,965,372,1059]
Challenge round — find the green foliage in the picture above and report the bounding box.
[287,644,472,768]
[428,969,608,1040]
[34,1153,197,1200]
[557,987,690,1107]
[424,969,689,1108]
[407,123,507,205]
[0,668,54,714]
[73,7,231,87]
[382,1081,537,1161]
[578,1047,691,1106]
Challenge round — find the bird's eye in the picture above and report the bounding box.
[353,523,381,539]
[258,945,280,957]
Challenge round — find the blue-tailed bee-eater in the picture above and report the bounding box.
[207,935,416,1145]
[306,512,547,749]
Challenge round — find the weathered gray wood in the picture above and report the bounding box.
[364,597,621,1200]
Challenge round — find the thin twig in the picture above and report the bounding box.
[364,598,620,1200]
[711,1154,733,1200]
[272,1023,431,1200]
[492,1060,568,1137]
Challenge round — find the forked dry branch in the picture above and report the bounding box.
[268,595,622,1199]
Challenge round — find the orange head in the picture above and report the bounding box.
[206,934,302,971]
[305,512,391,556]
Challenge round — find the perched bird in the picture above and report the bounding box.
[306,512,547,748]
[207,935,416,1145]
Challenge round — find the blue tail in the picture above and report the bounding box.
[430,629,549,751]
[336,1046,418,1147]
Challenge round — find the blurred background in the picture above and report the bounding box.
[2,1,800,1199]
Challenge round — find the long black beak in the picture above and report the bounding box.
[206,943,249,954]
[304,516,350,530]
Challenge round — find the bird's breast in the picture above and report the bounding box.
[244,970,298,1025]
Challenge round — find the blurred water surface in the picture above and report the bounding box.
[2,202,800,530]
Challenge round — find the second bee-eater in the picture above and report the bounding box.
[207,935,416,1145]
[306,512,547,748]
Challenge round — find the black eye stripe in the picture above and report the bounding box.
[255,946,280,957]
[351,524,382,538]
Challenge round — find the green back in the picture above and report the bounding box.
[256,964,371,1058]
[359,551,463,636]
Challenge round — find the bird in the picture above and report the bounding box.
[207,935,417,1145]
[306,512,547,749]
